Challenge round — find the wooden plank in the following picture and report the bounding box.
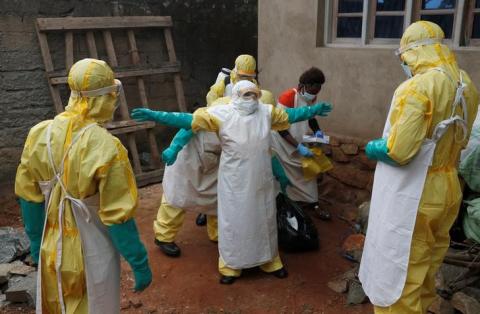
[105,120,154,130]
[109,122,156,135]
[136,168,164,187]
[127,133,142,174]
[49,63,181,85]
[86,31,98,59]
[37,16,173,31]
[35,21,64,113]
[127,30,162,168]
[102,30,118,66]
[65,32,74,70]
[164,28,187,112]
[453,0,467,48]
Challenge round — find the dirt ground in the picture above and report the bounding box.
[0,184,372,314]
[119,184,372,314]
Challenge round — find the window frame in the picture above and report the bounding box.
[324,0,480,49]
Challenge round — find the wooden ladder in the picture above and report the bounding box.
[35,16,187,187]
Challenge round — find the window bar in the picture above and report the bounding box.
[361,0,370,45]
[454,0,466,48]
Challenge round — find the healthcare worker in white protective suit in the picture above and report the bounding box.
[15,58,152,313]
[131,80,332,284]
[154,91,286,258]
[359,21,478,314]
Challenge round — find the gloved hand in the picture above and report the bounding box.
[314,130,324,138]
[271,156,291,194]
[131,108,193,129]
[297,143,314,157]
[107,219,152,292]
[19,198,45,265]
[311,102,333,117]
[162,129,195,166]
[285,102,333,123]
[365,138,399,166]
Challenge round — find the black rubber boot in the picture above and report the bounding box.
[154,239,181,257]
[271,267,288,279]
[196,213,207,226]
[219,275,236,285]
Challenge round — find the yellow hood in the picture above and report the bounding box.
[400,21,459,79]
[63,58,118,124]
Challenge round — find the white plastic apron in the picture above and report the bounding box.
[209,103,277,269]
[36,122,120,314]
[359,68,468,306]
[271,89,318,203]
[163,131,221,215]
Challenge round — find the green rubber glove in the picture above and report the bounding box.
[162,129,195,166]
[131,108,193,129]
[365,138,399,166]
[285,102,332,123]
[272,156,291,194]
[19,198,45,265]
[108,219,152,292]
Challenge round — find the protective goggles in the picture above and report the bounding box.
[71,79,123,98]
[238,87,261,99]
[395,38,443,57]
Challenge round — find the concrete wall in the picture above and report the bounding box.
[0,0,257,185]
[258,0,480,140]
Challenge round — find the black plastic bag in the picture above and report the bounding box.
[276,193,319,252]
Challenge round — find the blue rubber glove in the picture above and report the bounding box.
[285,102,332,123]
[271,156,291,194]
[365,138,399,166]
[162,129,195,166]
[315,130,324,138]
[297,143,314,157]
[108,219,152,292]
[131,108,193,129]
[19,198,45,265]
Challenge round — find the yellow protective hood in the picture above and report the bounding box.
[399,21,459,79]
[64,58,118,124]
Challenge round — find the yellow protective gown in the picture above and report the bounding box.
[15,59,138,313]
[154,91,276,244]
[206,54,258,105]
[374,21,479,314]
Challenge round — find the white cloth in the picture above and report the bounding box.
[359,69,468,307]
[163,131,221,215]
[208,102,277,269]
[271,89,318,203]
[36,123,120,314]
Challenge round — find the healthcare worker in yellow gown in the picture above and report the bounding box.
[15,58,152,313]
[153,91,282,257]
[358,21,478,314]
[132,80,332,284]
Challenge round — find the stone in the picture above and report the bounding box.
[318,175,357,204]
[451,292,480,314]
[322,145,332,156]
[328,164,372,189]
[340,203,360,222]
[439,264,469,287]
[0,294,10,309]
[352,154,377,171]
[342,234,365,263]
[428,295,455,314]
[327,279,348,294]
[331,147,349,163]
[346,281,367,305]
[0,261,24,285]
[357,201,370,234]
[0,227,30,264]
[341,266,359,281]
[5,272,36,306]
[9,264,35,276]
[329,136,341,147]
[340,143,359,155]
[462,287,480,301]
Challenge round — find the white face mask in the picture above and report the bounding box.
[300,89,316,102]
[233,97,258,116]
[401,62,413,79]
